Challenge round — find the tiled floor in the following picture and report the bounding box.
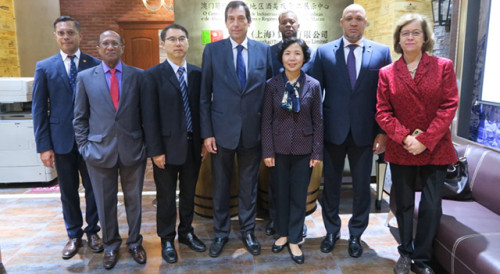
[0,160,400,273]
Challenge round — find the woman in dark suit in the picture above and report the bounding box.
[261,37,323,264]
[375,14,459,274]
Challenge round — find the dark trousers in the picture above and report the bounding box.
[321,133,374,237]
[54,146,99,239]
[271,154,311,244]
[211,144,261,238]
[153,140,200,242]
[86,160,146,251]
[391,164,446,266]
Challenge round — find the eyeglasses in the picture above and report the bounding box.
[400,30,423,38]
[166,36,187,43]
[100,41,122,48]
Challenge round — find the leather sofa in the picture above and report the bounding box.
[389,144,500,273]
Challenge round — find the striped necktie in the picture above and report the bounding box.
[177,67,193,132]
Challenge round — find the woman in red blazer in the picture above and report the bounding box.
[261,37,323,264]
[375,14,459,274]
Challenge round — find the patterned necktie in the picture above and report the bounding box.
[347,44,358,89]
[236,44,246,91]
[68,55,77,92]
[178,67,193,132]
[109,69,119,110]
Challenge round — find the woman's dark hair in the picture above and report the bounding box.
[277,37,311,66]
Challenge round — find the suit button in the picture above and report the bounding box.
[115,117,119,121]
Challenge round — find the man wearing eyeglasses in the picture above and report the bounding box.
[73,30,146,269]
[310,4,392,258]
[141,24,207,264]
[32,16,102,260]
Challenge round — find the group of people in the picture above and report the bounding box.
[31,1,458,273]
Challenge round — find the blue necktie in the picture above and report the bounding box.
[68,55,78,92]
[236,44,246,91]
[347,44,357,89]
[177,67,193,132]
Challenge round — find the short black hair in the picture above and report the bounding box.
[277,37,311,66]
[160,24,189,42]
[53,16,81,32]
[225,1,251,22]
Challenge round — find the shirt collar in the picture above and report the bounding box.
[60,49,81,61]
[342,37,364,49]
[166,57,187,74]
[102,61,123,73]
[230,37,248,50]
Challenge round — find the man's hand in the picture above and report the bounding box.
[40,150,55,168]
[201,145,208,162]
[372,133,387,154]
[264,157,275,167]
[153,154,166,169]
[204,137,217,154]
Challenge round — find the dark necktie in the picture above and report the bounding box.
[178,67,193,132]
[236,44,246,91]
[68,55,77,92]
[347,44,358,89]
[109,69,119,110]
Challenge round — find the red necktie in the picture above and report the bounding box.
[110,68,119,110]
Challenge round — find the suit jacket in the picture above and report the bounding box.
[73,63,146,168]
[375,53,458,166]
[32,52,100,154]
[310,38,392,146]
[200,38,273,149]
[141,61,202,166]
[261,73,323,160]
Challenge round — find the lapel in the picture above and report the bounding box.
[412,53,431,87]
[244,39,258,94]
[222,38,242,93]
[162,61,182,94]
[78,53,93,71]
[333,39,352,91]
[54,54,73,94]
[395,57,419,94]
[354,38,373,92]
[299,75,311,99]
[93,64,117,111]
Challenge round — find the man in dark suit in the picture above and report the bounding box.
[73,30,146,269]
[200,0,273,257]
[310,4,392,258]
[32,16,102,260]
[142,24,207,264]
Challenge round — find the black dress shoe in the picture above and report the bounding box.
[348,235,363,258]
[393,256,411,274]
[271,240,287,253]
[179,232,206,252]
[161,241,178,263]
[87,234,103,253]
[62,237,82,259]
[209,237,228,257]
[265,220,275,236]
[320,233,340,253]
[103,249,119,269]
[287,244,304,264]
[129,245,147,264]
[242,232,261,255]
[411,263,435,274]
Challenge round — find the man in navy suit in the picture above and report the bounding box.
[310,4,392,258]
[142,24,207,264]
[200,0,273,258]
[73,30,146,269]
[32,16,102,260]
